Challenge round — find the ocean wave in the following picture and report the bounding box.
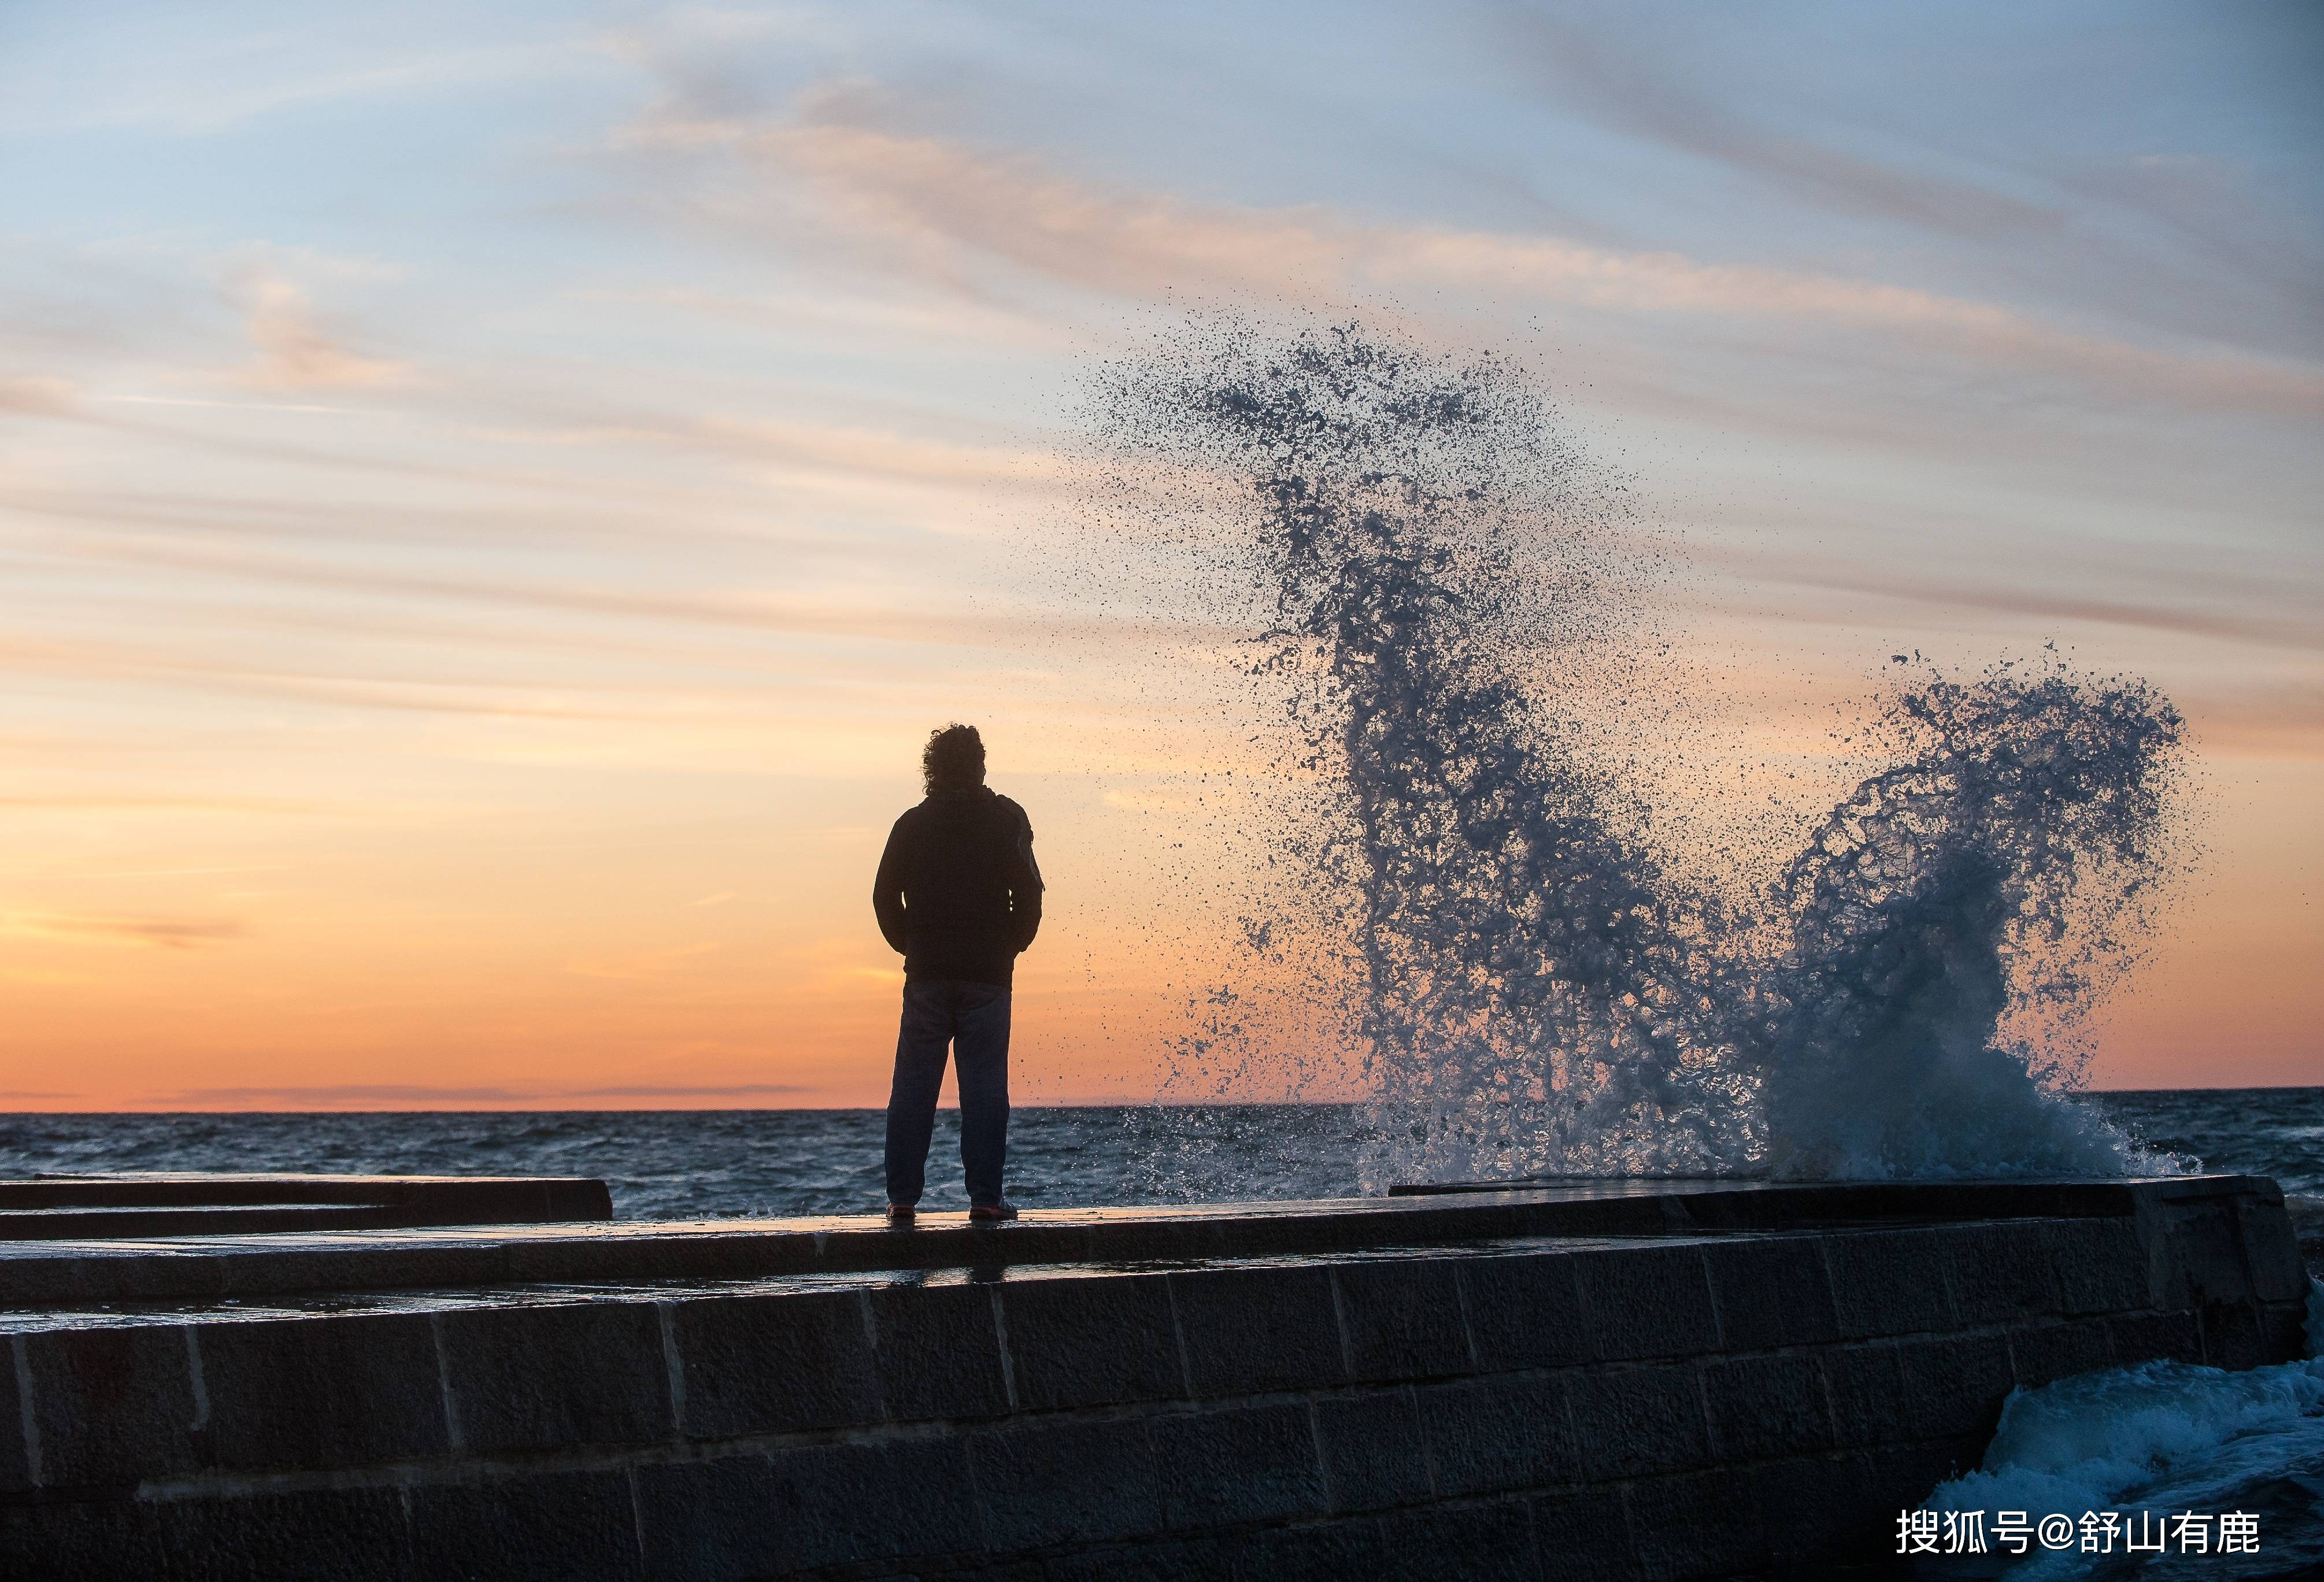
[1092,317,2194,1186]
[1922,1280,2324,1579]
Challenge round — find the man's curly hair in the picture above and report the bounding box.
[922,723,986,795]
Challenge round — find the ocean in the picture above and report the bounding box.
[1,1089,2314,1221]
[0,1101,1367,1219]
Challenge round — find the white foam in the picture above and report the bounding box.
[1922,1278,2324,1578]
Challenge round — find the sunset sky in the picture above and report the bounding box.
[2,1,2318,1108]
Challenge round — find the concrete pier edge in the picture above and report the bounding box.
[0,1174,2307,1581]
[0,1174,613,1242]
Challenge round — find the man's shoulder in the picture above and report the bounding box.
[989,792,1033,834]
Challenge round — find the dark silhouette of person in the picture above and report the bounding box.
[873,723,1042,1223]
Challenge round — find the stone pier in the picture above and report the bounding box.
[0,1174,2306,1580]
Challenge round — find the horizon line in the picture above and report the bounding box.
[0,1082,2314,1117]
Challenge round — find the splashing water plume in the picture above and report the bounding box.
[1089,317,2190,1188]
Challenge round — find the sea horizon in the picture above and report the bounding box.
[5,1081,2316,1116]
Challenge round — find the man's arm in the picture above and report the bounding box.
[1006,805,1043,953]
[872,819,910,955]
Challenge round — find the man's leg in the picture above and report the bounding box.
[952,983,1013,1206]
[883,982,954,1207]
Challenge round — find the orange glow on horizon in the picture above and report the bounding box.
[3,694,2316,1110]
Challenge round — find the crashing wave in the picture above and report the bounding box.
[1091,317,2190,1186]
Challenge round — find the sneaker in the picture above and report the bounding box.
[968,1200,1019,1223]
[885,1203,916,1226]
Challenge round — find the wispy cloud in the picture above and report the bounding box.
[631,110,2323,418]
[0,794,334,815]
[13,369,1064,515]
[9,911,249,949]
[1492,12,2059,242]
[1781,572,2324,656]
[0,375,76,416]
[0,482,834,564]
[108,394,362,416]
[2,534,1011,652]
[1696,542,2324,656]
[2171,685,2324,757]
[1,520,1240,676]
[168,1082,813,1104]
[1470,8,2324,366]
[3,34,605,136]
[235,271,412,391]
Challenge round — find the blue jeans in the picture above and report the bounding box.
[884,979,1011,1207]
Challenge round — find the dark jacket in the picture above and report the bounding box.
[873,788,1043,988]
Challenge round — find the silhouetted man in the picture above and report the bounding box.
[873,723,1042,1224]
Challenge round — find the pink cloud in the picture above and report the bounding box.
[236,271,412,392]
[643,114,2323,419]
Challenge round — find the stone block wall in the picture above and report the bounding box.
[0,1177,2306,1581]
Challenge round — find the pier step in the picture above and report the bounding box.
[0,1174,612,1240]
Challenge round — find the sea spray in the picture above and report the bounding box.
[1759,660,2189,1177]
[1089,316,2190,1186]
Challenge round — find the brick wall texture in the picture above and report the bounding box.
[0,1178,2306,1581]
